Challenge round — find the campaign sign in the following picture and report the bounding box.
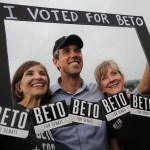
[1,2,150,112]
[100,91,130,121]
[69,98,103,127]
[31,101,71,133]
[130,94,150,117]
[0,106,29,138]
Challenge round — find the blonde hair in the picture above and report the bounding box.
[94,60,124,88]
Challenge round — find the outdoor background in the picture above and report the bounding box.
[1,0,150,85]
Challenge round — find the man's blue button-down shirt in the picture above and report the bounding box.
[50,79,107,150]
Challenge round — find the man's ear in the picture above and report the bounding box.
[53,58,61,71]
[53,58,57,66]
[53,58,60,68]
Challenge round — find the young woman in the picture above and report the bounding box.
[1,60,57,150]
[94,60,150,150]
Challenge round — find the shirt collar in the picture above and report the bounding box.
[51,77,89,94]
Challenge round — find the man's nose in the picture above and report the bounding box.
[70,50,78,57]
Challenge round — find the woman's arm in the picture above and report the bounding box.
[137,63,150,93]
[109,138,121,150]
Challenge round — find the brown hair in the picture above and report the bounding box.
[94,60,124,88]
[12,60,52,105]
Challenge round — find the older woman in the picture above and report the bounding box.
[94,60,150,150]
[1,60,57,150]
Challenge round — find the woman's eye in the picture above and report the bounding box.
[101,77,107,81]
[112,72,118,76]
[25,72,33,76]
[40,72,47,76]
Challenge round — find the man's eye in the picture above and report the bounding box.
[75,48,81,53]
[63,49,69,53]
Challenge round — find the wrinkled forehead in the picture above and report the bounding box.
[22,65,49,78]
[101,65,118,77]
[25,64,45,71]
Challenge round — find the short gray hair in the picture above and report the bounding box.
[53,49,59,59]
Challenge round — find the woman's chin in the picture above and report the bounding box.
[107,88,123,96]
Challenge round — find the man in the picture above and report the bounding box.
[50,34,107,150]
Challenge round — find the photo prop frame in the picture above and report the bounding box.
[0,2,150,109]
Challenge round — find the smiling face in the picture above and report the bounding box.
[17,64,49,100]
[100,66,125,96]
[53,44,83,77]
[94,60,125,96]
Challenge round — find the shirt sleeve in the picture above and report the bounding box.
[131,88,141,95]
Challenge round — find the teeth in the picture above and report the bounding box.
[32,83,43,87]
[71,62,79,65]
[111,84,117,87]
[109,83,118,88]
